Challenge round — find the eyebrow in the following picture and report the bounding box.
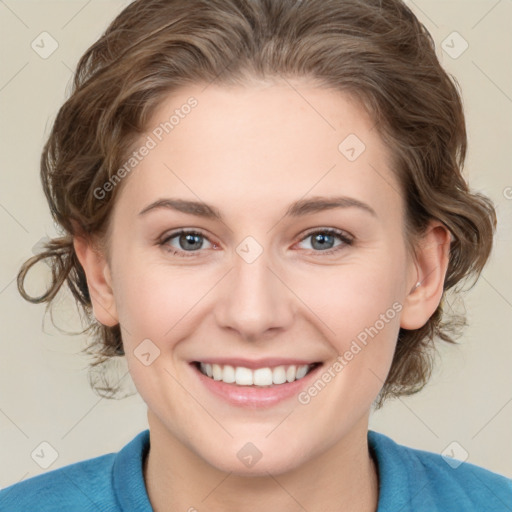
[138,195,377,220]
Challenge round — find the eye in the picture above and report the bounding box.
[159,227,354,258]
[159,230,216,257]
[295,228,354,255]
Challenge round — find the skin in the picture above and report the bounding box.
[74,79,451,512]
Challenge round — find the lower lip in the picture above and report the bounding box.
[190,362,323,408]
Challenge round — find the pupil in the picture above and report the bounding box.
[181,233,202,250]
[312,233,334,250]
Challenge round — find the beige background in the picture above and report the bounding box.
[1,0,511,489]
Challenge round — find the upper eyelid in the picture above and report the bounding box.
[299,227,353,240]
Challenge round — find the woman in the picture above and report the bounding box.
[1,0,511,510]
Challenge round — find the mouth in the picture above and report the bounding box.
[191,361,323,387]
[189,359,326,408]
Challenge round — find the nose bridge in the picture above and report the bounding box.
[214,239,293,340]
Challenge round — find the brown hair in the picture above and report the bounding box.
[17,0,497,407]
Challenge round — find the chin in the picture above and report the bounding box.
[199,438,311,477]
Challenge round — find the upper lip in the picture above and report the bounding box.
[191,358,322,369]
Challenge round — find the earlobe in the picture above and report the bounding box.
[399,222,451,330]
[73,235,119,327]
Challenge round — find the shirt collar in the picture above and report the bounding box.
[112,429,153,511]
[113,428,412,511]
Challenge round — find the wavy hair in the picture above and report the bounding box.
[17,0,497,407]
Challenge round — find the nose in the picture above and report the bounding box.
[214,248,295,342]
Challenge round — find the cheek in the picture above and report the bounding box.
[296,258,405,339]
[292,256,406,399]
[112,256,200,341]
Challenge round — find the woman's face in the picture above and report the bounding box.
[94,80,421,474]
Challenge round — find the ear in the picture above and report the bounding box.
[73,234,119,327]
[400,220,452,330]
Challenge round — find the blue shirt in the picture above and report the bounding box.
[1,429,511,511]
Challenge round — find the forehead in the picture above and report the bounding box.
[115,80,402,222]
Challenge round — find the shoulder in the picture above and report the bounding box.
[368,430,512,512]
[0,452,118,512]
[0,430,151,512]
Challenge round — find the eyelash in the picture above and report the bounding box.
[159,228,354,258]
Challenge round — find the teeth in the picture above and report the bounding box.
[212,364,223,381]
[236,366,254,385]
[198,362,315,386]
[272,366,287,384]
[296,365,308,379]
[222,364,235,383]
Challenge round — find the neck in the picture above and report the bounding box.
[143,412,379,512]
